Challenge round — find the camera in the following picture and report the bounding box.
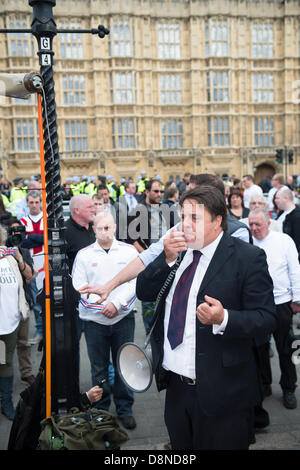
[6,224,25,247]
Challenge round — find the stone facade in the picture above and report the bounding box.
[0,0,299,184]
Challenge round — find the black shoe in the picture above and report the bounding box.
[263,384,272,398]
[164,441,172,450]
[120,415,136,429]
[283,391,297,409]
[254,405,270,429]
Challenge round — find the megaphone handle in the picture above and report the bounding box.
[143,332,152,349]
[142,252,184,350]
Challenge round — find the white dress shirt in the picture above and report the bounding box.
[276,207,294,230]
[162,231,228,379]
[124,193,138,211]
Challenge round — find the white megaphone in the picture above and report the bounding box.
[117,333,153,393]
[0,72,43,98]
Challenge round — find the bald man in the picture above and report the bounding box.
[240,195,282,232]
[275,188,300,260]
[72,212,138,430]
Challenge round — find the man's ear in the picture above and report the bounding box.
[214,215,223,230]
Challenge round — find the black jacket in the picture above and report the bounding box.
[277,206,300,260]
[136,232,276,417]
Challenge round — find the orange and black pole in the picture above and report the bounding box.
[1,0,109,419]
[28,0,108,416]
[37,93,51,418]
[30,0,80,416]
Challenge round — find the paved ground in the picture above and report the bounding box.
[1,303,300,450]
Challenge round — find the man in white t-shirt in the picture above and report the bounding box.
[72,211,138,430]
[267,173,287,211]
[242,175,263,209]
[249,208,300,410]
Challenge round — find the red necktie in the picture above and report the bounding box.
[167,250,201,350]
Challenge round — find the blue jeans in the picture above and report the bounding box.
[28,278,43,336]
[83,312,135,418]
[141,301,156,335]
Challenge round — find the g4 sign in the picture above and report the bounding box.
[41,54,51,66]
[40,37,51,50]
[40,37,52,66]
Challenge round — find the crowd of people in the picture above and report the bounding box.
[0,168,300,450]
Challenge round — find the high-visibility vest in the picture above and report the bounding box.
[78,181,88,193]
[137,178,150,193]
[10,186,26,202]
[70,184,81,196]
[2,193,10,209]
[84,183,97,197]
[106,182,118,201]
[119,184,126,197]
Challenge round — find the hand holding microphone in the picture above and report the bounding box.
[164,227,189,264]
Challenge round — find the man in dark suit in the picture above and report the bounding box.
[275,187,300,260]
[114,181,138,243]
[136,185,276,450]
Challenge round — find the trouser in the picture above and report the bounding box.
[257,302,297,392]
[256,342,273,388]
[164,372,250,450]
[16,318,32,378]
[274,302,297,391]
[141,301,156,335]
[83,312,135,418]
[0,327,19,377]
[29,278,43,336]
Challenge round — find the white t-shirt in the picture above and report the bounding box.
[72,239,138,325]
[0,257,20,334]
[267,185,288,211]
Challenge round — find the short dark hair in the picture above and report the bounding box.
[165,186,178,199]
[180,185,228,231]
[97,184,109,192]
[145,179,162,191]
[190,174,225,196]
[242,174,254,182]
[227,190,244,209]
[125,181,135,190]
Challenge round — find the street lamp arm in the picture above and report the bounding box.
[0,26,110,37]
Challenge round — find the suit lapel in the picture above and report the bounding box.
[199,233,234,294]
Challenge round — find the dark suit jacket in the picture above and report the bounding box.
[277,206,300,260]
[136,232,277,417]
